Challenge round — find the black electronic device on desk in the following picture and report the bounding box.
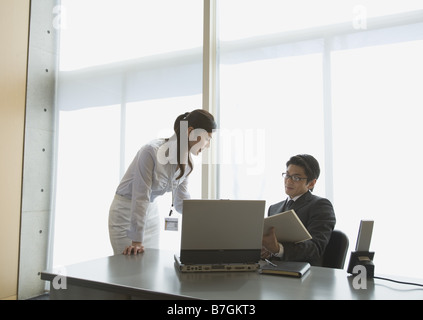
[347,220,375,278]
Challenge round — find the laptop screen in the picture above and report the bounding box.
[180,199,265,264]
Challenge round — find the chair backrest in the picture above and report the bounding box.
[322,230,349,269]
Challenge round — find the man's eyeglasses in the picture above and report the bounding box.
[282,173,308,182]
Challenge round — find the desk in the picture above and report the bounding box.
[41,249,422,300]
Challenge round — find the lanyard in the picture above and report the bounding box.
[169,180,181,216]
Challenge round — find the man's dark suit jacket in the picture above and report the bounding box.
[268,191,336,266]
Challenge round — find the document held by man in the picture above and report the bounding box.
[263,209,312,244]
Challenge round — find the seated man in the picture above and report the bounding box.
[262,154,336,266]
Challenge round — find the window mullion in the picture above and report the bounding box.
[202,0,218,199]
[323,37,334,203]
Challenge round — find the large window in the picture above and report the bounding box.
[218,49,326,205]
[53,0,203,266]
[218,1,423,278]
[331,38,423,278]
[52,0,423,279]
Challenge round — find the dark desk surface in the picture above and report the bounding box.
[41,249,423,300]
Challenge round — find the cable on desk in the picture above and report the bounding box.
[373,276,423,288]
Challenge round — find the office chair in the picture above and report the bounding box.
[322,230,349,269]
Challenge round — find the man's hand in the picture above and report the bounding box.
[123,241,144,255]
[261,227,279,259]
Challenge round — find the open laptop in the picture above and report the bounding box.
[174,199,265,272]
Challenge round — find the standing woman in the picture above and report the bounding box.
[109,109,217,255]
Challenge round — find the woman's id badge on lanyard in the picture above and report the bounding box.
[165,181,180,231]
[165,203,178,231]
[165,217,178,231]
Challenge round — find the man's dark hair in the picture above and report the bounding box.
[286,154,320,187]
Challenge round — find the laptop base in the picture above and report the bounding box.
[174,255,259,273]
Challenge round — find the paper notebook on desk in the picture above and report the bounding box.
[263,209,312,243]
[259,260,311,278]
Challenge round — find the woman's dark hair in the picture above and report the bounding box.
[174,109,217,179]
[286,154,320,191]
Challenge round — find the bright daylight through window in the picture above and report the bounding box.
[217,0,423,278]
[52,0,423,279]
[53,0,203,266]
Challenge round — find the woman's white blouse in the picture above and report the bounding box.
[115,136,191,242]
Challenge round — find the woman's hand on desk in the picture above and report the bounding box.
[123,241,144,255]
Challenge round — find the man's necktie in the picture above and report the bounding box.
[286,199,295,210]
